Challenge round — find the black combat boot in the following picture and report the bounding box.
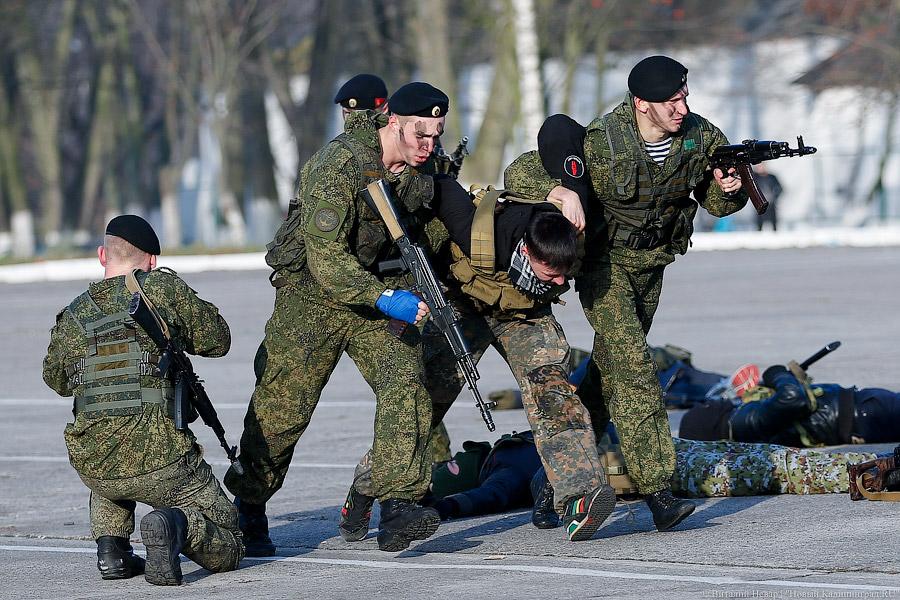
[339,485,375,542]
[531,480,560,529]
[235,497,276,556]
[96,535,145,580]
[561,484,616,541]
[645,489,695,531]
[376,499,440,552]
[140,508,188,586]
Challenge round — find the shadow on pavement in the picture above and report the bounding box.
[593,495,773,539]
[401,511,531,555]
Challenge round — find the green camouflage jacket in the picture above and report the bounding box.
[290,110,441,307]
[42,269,230,480]
[505,96,748,268]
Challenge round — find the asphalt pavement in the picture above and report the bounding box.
[2,246,899,599]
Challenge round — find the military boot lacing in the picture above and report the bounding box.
[645,489,695,532]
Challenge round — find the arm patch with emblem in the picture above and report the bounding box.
[305,200,347,241]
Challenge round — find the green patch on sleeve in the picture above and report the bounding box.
[305,199,348,241]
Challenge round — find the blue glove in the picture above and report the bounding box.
[375,289,422,324]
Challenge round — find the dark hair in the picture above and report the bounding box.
[523,210,578,273]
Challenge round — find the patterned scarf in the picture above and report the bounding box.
[507,239,552,298]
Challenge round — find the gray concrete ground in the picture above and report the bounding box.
[2,247,900,599]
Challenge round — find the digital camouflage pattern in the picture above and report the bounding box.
[672,438,878,497]
[225,288,433,503]
[576,260,675,495]
[42,269,231,480]
[504,96,749,496]
[421,297,606,513]
[42,268,241,564]
[354,302,607,513]
[225,110,434,504]
[80,446,243,571]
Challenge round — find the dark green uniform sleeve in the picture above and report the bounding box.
[170,277,231,357]
[42,309,79,397]
[695,123,749,217]
[503,151,561,202]
[301,147,386,307]
[143,270,231,357]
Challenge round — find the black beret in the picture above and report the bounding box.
[334,74,388,110]
[628,55,688,102]
[389,82,449,118]
[537,114,590,203]
[105,214,160,255]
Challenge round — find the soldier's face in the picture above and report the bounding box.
[394,116,445,166]
[527,256,567,286]
[645,85,690,134]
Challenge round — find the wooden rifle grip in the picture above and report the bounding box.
[738,163,769,215]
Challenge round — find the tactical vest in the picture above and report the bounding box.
[592,110,706,254]
[65,289,172,418]
[448,187,568,312]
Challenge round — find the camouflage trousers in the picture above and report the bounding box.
[77,445,243,573]
[577,260,676,495]
[358,303,606,512]
[672,438,878,497]
[224,287,432,504]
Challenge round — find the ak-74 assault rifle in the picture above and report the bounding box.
[125,271,243,473]
[363,179,496,431]
[710,136,816,215]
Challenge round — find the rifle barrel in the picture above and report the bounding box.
[798,340,841,371]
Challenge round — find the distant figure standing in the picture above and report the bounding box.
[754,164,783,231]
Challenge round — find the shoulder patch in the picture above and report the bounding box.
[564,155,585,178]
[305,199,348,241]
[156,267,178,276]
[314,207,340,232]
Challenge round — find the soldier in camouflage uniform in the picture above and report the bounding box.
[42,215,243,586]
[342,173,617,543]
[224,82,451,554]
[504,56,749,532]
[671,439,876,497]
[430,430,876,523]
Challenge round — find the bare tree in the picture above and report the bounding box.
[15,1,76,248]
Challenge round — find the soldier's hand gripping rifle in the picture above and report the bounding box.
[363,179,496,431]
[709,136,816,215]
[435,136,469,179]
[126,274,243,474]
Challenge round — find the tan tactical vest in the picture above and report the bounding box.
[448,187,569,312]
[591,111,706,254]
[66,288,172,418]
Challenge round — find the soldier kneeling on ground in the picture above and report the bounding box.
[42,215,244,585]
